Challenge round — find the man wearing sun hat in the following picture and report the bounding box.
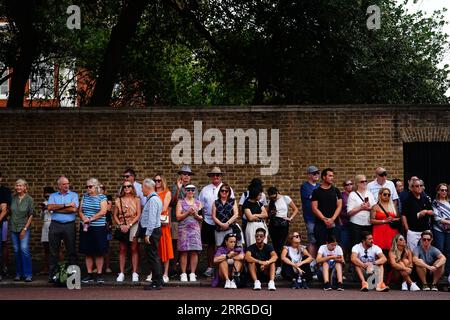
[199,167,235,278]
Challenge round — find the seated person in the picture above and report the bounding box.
[351,231,389,292]
[412,230,446,291]
[245,228,277,291]
[281,231,313,289]
[212,233,245,289]
[316,235,344,291]
[388,234,420,291]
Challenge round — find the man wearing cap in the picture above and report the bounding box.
[199,167,234,277]
[300,165,321,258]
[367,167,399,205]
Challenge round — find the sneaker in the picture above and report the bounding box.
[376,282,389,292]
[229,279,237,289]
[275,266,282,276]
[268,280,276,291]
[180,273,188,282]
[116,273,125,282]
[14,275,21,281]
[410,282,421,291]
[431,284,438,291]
[189,273,197,282]
[422,283,430,291]
[96,275,104,284]
[401,281,408,291]
[291,280,300,289]
[162,275,169,283]
[203,267,214,277]
[232,272,240,287]
[81,274,94,283]
[312,274,319,280]
[337,282,344,291]
[132,272,139,282]
[24,277,33,283]
[253,280,261,290]
[361,281,369,292]
[146,273,153,282]
[224,279,232,289]
[323,282,332,291]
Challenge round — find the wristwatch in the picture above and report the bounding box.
[23,227,27,231]
[129,223,133,227]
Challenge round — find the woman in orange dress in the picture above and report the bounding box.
[155,174,174,283]
[371,187,400,252]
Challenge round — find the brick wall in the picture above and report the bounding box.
[0,105,449,269]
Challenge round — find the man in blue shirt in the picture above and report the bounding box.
[47,176,79,282]
[300,165,321,258]
[141,178,163,290]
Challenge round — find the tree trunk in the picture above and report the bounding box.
[88,0,148,107]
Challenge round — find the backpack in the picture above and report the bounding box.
[53,261,69,287]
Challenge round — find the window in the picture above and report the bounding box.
[29,62,55,99]
[0,64,8,99]
[58,66,77,107]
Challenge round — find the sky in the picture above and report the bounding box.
[398,0,450,95]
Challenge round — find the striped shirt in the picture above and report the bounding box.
[433,200,450,233]
[82,194,107,226]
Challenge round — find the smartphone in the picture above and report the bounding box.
[364,197,369,203]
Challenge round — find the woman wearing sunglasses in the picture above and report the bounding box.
[371,187,400,254]
[432,183,450,278]
[388,234,420,291]
[281,232,313,289]
[243,186,269,246]
[176,184,203,282]
[212,233,245,289]
[78,178,108,283]
[212,183,241,247]
[113,182,141,282]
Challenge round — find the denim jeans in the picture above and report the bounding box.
[11,230,32,278]
[433,229,450,275]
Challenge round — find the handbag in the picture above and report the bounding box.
[378,202,402,232]
[114,197,130,242]
[160,215,170,225]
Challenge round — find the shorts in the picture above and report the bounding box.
[306,221,316,244]
[1,221,8,242]
[201,221,216,246]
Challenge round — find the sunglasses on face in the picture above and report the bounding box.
[122,175,132,178]
[185,188,195,192]
[154,179,162,183]
[439,189,448,192]
[377,172,387,177]
[181,172,191,176]
[422,238,432,242]
[413,184,421,188]
[123,185,132,189]
[312,172,320,175]
[293,235,300,238]
[210,174,221,177]
[359,180,368,184]
[382,193,391,197]
[255,234,265,238]
[344,183,353,186]
[220,189,230,193]
[86,185,94,189]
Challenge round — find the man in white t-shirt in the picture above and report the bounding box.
[351,231,389,292]
[316,235,344,291]
[367,167,399,204]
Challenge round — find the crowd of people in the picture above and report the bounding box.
[0,164,448,292]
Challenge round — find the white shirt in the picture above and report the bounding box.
[347,190,376,226]
[367,179,399,202]
[133,181,146,206]
[318,244,344,258]
[239,191,267,206]
[285,245,305,264]
[352,243,382,263]
[271,196,292,218]
[199,183,235,225]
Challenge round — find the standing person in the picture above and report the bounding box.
[199,167,234,278]
[371,188,400,253]
[78,178,108,283]
[176,184,203,282]
[267,186,299,277]
[243,186,269,246]
[38,186,55,275]
[388,234,420,291]
[311,168,342,247]
[245,228,278,291]
[316,235,345,291]
[212,183,241,247]
[347,175,376,248]
[367,167,399,205]
[392,179,404,213]
[413,230,446,291]
[300,165,321,258]
[122,168,145,206]
[0,172,12,279]
[337,179,352,263]
[239,178,267,235]
[113,181,141,282]
[141,179,164,290]
[212,233,245,289]
[401,179,433,252]
[154,174,173,284]
[99,184,113,274]
[10,179,34,282]
[431,183,450,277]
[170,165,197,277]
[281,232,313,289]
[351,231,389,292]
[47,176,79,283]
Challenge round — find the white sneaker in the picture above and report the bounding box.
[401,281,408,291]
[203,267,214,277]
[410,282,421,291]
[189,273,197,282]
[132,272,139,282]
[276,266,282,276]
[163,275,169,283]
[268,280,276,291]
[116,273,125,282]
[253,280,261,290]
[224,279,232,289]
[180,273,188,282]
[145,274,152,282]
[229,279,237,289]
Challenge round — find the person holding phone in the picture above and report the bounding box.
[347,175,376,248]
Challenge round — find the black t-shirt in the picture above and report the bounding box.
[0,186,12,222]
[311,186,342,222]
[105,194,113,224]
[242,199,262,219]
[401,193,432,232]
[247,243,274,261]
